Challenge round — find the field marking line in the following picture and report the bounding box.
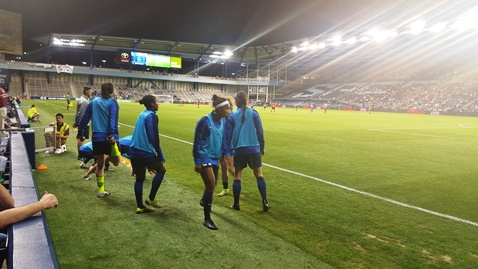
[368,129,478,142]
[119,123,478,227]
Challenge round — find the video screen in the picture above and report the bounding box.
[131,51,148,65]
[130,51,181,69]
[170,57,182,69]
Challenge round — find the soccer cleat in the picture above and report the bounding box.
[230,204,240,211]
[80,162,86,169]
[203,219,218,230]
[83,175,91,181]
[262,200,269,212]
[97,191,111,198]
[217,189,229,197]
[136,207,154,214]
[145,198,163,208]
[54,148,63,154]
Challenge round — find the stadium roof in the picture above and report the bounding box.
[31,33,302,66]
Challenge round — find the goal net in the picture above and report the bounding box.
[153,94,174,104]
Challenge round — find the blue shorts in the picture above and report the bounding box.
[234,152,262,170]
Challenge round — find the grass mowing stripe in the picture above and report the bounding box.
[121,120,478,228]
[369,129,478,142]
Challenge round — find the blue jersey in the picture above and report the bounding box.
[129,110,164,161]
[225,106,265,155]
[79,97,119,142]
[193,113,224,165]
[79,142,93,153]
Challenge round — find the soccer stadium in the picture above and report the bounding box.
[1,1,478,268]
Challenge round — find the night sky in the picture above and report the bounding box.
[1,0,440,51]
[1,0,475,73]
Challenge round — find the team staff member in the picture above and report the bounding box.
[73,87,93,160]
[129,95,166,214]
[44,113,70,154]
[193,95,231,230]
[26,104,41,122]
[79,82,120,198]
[225,91,269,212]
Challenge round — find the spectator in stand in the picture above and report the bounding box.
[26,104,41,122]
[0,88,8,137]
[44,113,70,154]
[79,82,121,198]
[73,87,93,160]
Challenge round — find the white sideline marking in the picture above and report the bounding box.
[369,127,478,142]
[119,123,478,227]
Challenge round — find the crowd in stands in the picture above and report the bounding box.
[285,80,478,113]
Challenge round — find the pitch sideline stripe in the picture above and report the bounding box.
[369,129,478,142]
[118,123,478,227]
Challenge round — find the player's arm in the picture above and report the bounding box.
[223,114,235,155]
[252,111,265,152]
[192,116,209,160]
[108,101,119,138]
[146,114,164,162]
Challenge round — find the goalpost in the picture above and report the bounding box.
[153,94,174,104]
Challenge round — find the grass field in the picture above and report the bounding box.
[21,99,478,268]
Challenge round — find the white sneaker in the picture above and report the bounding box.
[80,162,86,169]
[54,148,63,154]
[83,175,91,180]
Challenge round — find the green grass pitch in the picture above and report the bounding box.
[21,99,478,268]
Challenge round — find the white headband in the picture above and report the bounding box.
[214,101,230,109]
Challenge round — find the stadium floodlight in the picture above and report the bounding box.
[300,41,310,47]
[430,22,447,33]
[328,35,342,46]
[451,6,478,31]
[409,20,426,35]
[365,28,388,42]
[344,37,357,45]
[210,50,233,59]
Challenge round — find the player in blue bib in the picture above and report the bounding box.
[193,95,231,230]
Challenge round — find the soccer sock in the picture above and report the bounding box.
[222,181,229,190]
[232,179,242,205]
[110,142,120,156]
[97,176,105,193]
[134,178,145,208]
[257,177,267,201]
[149,171,165,201]
[203,191,213,220]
